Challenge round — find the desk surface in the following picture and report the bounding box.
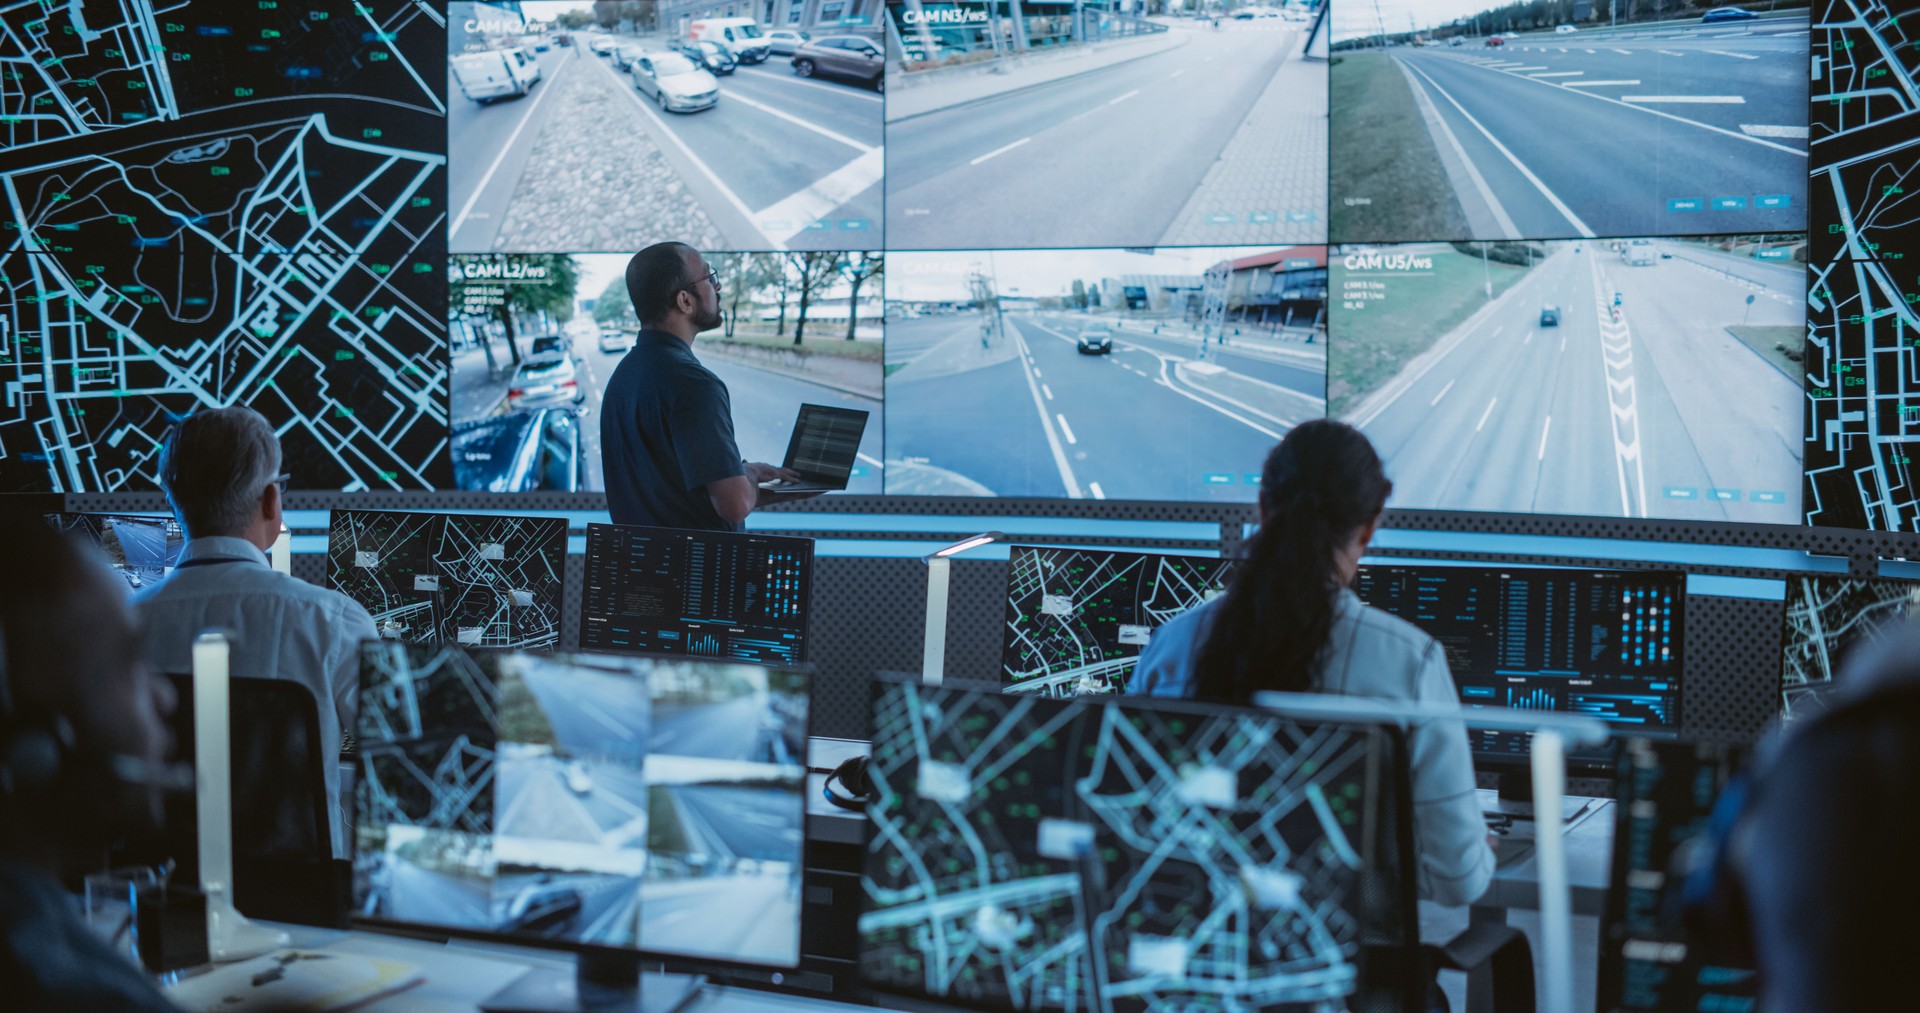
[1480,792,1614,916]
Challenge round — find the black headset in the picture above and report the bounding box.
[821,755,873,812]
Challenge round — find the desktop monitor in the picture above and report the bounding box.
[858,673,1408,1012]
[579,523,813,666]
[1000,544,1235,696]
[326,509,567,650]
[1779,575,1920,722]
[46,512,183,594]
[1351,564,1685,769]
[352,642,809,971]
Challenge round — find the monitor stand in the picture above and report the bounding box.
[480,951,705,1013]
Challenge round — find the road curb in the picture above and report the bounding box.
[884,33,1191,125]
[699,345,881,400]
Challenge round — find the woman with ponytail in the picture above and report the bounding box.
[1130,419,1494,906]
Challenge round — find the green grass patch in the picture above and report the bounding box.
[646,784,689,854]
[713,326,883,361]
[1726,325,1805,380]
[1329,247,1533,416]
[885,362,908,378]
[1329,54,1470,242]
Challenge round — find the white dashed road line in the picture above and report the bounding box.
[1476,397,1498,432]
[971,137,1030,165]
[1056,414,1077,445]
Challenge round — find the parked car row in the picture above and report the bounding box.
[580,25,883,107]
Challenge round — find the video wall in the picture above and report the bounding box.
[0,0,1913,531]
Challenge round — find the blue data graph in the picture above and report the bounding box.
[1507,686,1557,711]
[1569,693,1673,726]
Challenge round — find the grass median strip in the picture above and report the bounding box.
[1329,53,1471,242]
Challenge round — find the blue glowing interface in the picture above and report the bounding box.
[580,523,812,666]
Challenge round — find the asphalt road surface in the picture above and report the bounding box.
[886,26,1306,248]
[1348,242,1800,522]
[640,872,799,964]
[668,783,801,862]
[386,856,490,927]
[1379,18,1807,239]
[885,312,1323,500]
[520,662,649,757]
[651,694,769,761]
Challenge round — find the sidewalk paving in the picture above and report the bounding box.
[1112,318,1327,367]
[700,339,883,400]
[493,50,723,251]
[1161,41,1326,245]
[886,31,1189,122]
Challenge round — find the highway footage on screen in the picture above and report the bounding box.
[1330,236,1803,521]
[1329,3,1808,243]
[886,247,1326,500]
[355,645,807,965]
[886,3,1326,249]
[1780,576,1920,721]
[1002,546,1233,697]
[449,2,880,252]
[0,0,450,493]
[1802,0,1920,531]
[860,678,1378,1011]
[45,513,184,595]
[449,252,881,494]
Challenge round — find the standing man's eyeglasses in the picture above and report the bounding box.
[685,267,720,292]
[268,472,291,495]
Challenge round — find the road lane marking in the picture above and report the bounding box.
[1501,65,1548,71]
[1529,71,1584,77]
[1562,79,1641,87]
[1525,329,1534,345]
[1033,367,1042,377]
[597,57,767,245]
[1584,48,1596,54]
[1089,482,1106,499]
[1741,123,1809,138]
[451,54,572,237]
[1010,331,1082,497]
[720,89,875,150]
[1431,378,1456,406]
[1056,414,1077,444]
[1624,95,1746,104]
[1108,89,1140,106]
[1402,61,1597,238]
[1656,50,1686,57]
[1491,325,1504,338]
[1705,49,1760,60]
[1400,59,1521,237]
[857,452,883,468]
[754,147,884,243]
[1042,383,1054,400]
[734,66,884,102]
[1476,397,1498,432]
[1611,48,1631,55]
[1538,415,1552,460]
[971,137,1031,165]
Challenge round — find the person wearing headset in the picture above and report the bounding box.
[0,526,180,1010]
[1129,420,1495,907]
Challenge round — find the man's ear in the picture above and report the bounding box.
[261,479,281,523]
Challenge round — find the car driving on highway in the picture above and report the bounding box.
[1077,325,1114,355]
[629,51,721,113]
[1485,35,1505,46]
[791,36,885,91]
[675,39,737,75]
[451,408,587,493]
[1539,305,1560,327]
[598,328,631,354]
[1702,6,1760,22]
[507,355,586,410]
[502,880,584,936]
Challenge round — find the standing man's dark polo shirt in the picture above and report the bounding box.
[601,329,745,531]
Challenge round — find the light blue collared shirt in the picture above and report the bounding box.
[131,536,378,858]
[1131,588,1495,906]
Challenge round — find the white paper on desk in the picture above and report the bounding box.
[166,949,423,1012]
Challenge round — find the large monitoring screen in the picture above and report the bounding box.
[354,643,808,966]
[579,522,812,665]
[860,675,1391,1010]
[1352,564,1684,763]
[1000,544,1233,697]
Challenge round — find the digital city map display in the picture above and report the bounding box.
[1780,575,1920,720]
[328,509,567,650]
[0,0,450,493]
[859,677,1387,1012]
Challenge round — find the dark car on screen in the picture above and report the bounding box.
[791,35,884,91]
[452,408,588,493]
[1701,7,1760,22]
[1540,305,1560,327]
[675,39,737,75]
[502,880,584,936]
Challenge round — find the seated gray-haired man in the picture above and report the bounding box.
[131,406,376,858]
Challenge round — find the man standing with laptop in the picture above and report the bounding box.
[602,243,813,531]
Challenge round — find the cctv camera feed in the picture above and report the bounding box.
[884,1,1328,250]
[1002,545,1234,697]
[1329,235,1803,521]
[860,677,1383,1011]
[1328,0,1808,243]
[448,2,881,253]
[885,247,1326,500]
[0,0,451,494]
[1780,576,1920,722]
[449,252,882,494]
[45,513,184,595]
[356,644,650,943]
[637,661,808,967]
[327,510,568,650]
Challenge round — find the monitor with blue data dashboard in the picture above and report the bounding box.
[579,523,813,666]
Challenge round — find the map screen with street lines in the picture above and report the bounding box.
[1001,545,1234,697]
[859,677,1392,1012]
[328,508,567,650]
[1803,0,1920,529]
[1780,575,1920,720]
[0,0,450,493]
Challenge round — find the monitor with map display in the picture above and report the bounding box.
[327,510,567,651]
[1000,545,1234,697]
[1779,575,1920,721]
[354,642,809,968]
[858,674,1403,1012]
[0,0,449,494]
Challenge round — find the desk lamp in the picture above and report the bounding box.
[920,532,1003,685]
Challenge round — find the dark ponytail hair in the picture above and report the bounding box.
[1194,420,1392,705]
